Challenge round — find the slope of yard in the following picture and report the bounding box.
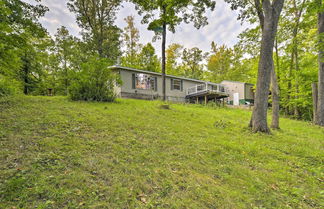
[0,96,323,208]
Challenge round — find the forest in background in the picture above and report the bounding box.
[0,0,322,122]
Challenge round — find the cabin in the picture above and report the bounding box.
[110,66,229,104]
[221,80,255,105]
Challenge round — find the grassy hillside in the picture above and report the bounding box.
[0,96,323,208]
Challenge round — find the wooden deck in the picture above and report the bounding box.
[186,84,229,104]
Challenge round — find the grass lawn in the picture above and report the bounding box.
[0,96,323,208]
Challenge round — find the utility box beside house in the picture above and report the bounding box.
[233,93,240,106]
[221,80,254,105]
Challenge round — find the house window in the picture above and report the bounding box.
[133,73,157,91]
[219,85,225,92]
[211,85,218,91]
[171,79,182,91]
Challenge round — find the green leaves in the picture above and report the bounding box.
[67,0,122,60]
[148,19,164,33]
[0,0,48,96]
[132,0,216,35]
[69,56,119,102]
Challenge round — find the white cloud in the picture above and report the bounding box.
[24,0,249,56]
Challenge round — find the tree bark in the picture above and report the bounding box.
[250,0,285,133]
[271,63,280,129]
[162,18,167,101]
[286,51,294,115]
[64,54,68,95]
[275,38,280,84]
[317,8,324,126]
[23,65,28,95]
[22,52,29,95]
[312,82,318,123]
[294,35,300,119]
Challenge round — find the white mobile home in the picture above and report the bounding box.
[110,66,229,103]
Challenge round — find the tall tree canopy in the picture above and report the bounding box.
[0,0,49,95]
[166,43,183,76]
[182,47,207,80]
[122,15,141,66]
[138,43,161,72]
[68,0,122,60]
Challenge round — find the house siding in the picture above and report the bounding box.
[116,69,204,102]
[221,81,246,101]
[221,81,255,105]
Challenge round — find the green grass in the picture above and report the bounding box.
[0,96,323,208]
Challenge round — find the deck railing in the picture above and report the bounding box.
[186,83,227,96]
[187,84,207,95]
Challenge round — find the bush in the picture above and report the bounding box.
[69,57,120,102]
[0,76,21,97]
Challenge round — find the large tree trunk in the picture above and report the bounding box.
[317,8,324,126]
[162,21,167,101]
[271,63,280,129]
[250,0,285,133]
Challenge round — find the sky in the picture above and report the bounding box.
[26,0,249,56]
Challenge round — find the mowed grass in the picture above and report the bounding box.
[0,96,323,209]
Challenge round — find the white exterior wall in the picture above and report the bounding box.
[117,69,203,102]
[221,81,246,101]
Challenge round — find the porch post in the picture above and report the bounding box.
[205,95,207,105]
[196,97,199,104]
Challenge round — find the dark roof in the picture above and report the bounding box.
[109,65,221,85]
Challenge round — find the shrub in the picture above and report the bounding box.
[69,57,121,102]
[0,76,21,97]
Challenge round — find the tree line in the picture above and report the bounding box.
[0,0,323,131]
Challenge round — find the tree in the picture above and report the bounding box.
[271,64,280,129]
[207,43,233,83]
[131,0,216,100]
[181,47,207,80]
[69,56,120,101]
[123,16,141,66]
[138,43,160,72]
[166,43,183,76]
[54,26,76,95]
[283,0,308,117]
[68,0,122,60]
[0,0,49,95]
[316,0,324,126]
[207,43,248,83]
[0,1,20,77]
[226,0,285,133]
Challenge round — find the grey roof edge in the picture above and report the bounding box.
[221,80,254,86]
[109,65,221,85]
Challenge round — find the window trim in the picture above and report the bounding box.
[132,73,157,91]
[171,79,183,91]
